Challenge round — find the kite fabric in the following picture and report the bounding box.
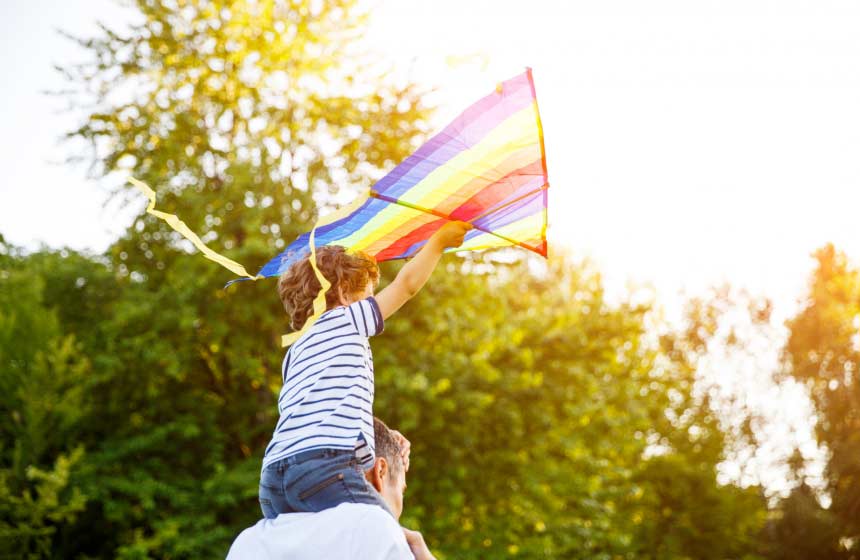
[127,68,548,346]
[257,67,549,279]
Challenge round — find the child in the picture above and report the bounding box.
[259,221,472,518]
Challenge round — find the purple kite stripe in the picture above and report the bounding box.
[373,72,534,200]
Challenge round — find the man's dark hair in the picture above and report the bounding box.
[373,417,404,475]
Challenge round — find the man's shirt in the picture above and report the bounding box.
[226,503,414,560]
[263,298,384,470]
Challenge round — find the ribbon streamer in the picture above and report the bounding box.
[129,177,372,348]
[128,177,261,280]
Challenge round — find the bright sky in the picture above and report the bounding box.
[2,0,857,495]
[366,0,860,316]
[4,0,859,312]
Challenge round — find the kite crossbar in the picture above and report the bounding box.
[368,190,537,253]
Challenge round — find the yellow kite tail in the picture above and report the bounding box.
[281,191,371,347]
[128,177,261,281]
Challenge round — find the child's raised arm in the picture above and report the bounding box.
[375,221,472,319]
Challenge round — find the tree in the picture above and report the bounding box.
[372,255,767,559]
[1,240,769,558]
[783,245,860,558]
[761,451,848,560]
[0,242,89,558]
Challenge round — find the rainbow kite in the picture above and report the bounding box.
[129,69,548,344]
[129,69,549,288]
[256,68,548,278]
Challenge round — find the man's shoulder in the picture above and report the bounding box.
[225,519,270,559]
[226,505,413,560]
[335,504,412,560]
[325,503,400,529]
[326,504,411,558]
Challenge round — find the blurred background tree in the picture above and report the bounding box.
[772,245,860,559]
[1,0,856,558]
[760,454,848,560]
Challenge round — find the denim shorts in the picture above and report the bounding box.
[259,448,392,518]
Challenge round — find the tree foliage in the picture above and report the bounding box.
[779,245,860,558]
[0,243,769,559]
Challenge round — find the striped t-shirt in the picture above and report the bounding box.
[262,297,384,470]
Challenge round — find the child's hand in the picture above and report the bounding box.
[430,221,472,250]
[391,429,411,472]
[403,528,436,560]
[376,220,472,320]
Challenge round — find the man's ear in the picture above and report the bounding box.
[378,457,389,481]
[365,457,389,493]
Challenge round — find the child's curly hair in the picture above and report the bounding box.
[278,246,380,330]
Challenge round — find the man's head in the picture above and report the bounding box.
[366,417,407,520]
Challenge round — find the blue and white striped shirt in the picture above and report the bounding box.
[262,297,384,470]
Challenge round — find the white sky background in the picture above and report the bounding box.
[365,0,860,313]
[2,0,859,496]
